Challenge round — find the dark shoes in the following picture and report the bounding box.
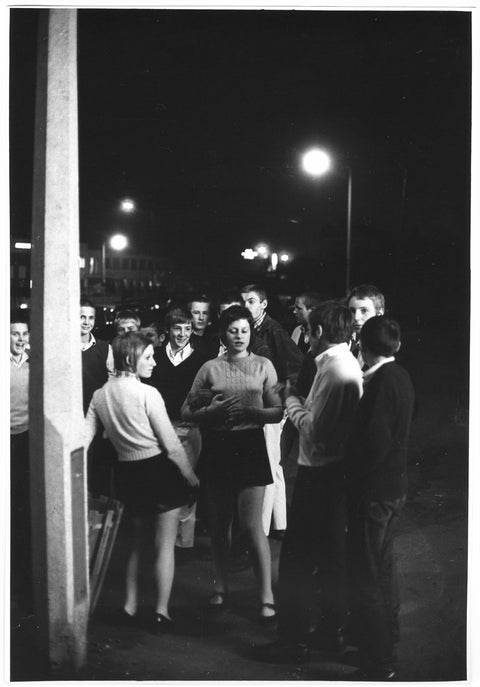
[147,612,175,635]
[259,602,277,624]
[208,591,228,608]
[254,639,310,664]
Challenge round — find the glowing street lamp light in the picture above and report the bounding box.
[255,244,269,258]
[279,252,290,263]
[109,233,128,251]
[241,248,258,260]
[102,233,129,296]
[120,198,135,213]
[301,148,352,293]
[301,148,331,177]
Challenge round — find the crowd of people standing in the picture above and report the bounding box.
[10,281,415,680]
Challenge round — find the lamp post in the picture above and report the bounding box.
[301,148,352,294]
[101,233,128,297]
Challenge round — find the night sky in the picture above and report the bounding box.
[10,8,471,323]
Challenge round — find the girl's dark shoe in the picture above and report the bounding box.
[148,612,175,634]
[260,602,277,623]
[208,591,228,608]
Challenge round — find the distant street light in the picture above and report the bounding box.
[301,148,331,177]
[256,244,269,258]
[110,233,128,251]
[102,233,128,297]
[120,198,135,213]
[301,148,352,293]
[242,245,291,272]
[241,248,258,260]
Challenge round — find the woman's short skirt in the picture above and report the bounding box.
[115,453,198,517]
[202,428,273,490]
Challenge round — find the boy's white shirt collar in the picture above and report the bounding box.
[81,332,96,351]
[313,341,349,365]
[10,351,29,366]
[363,357,395,383]
[166,341,193,365]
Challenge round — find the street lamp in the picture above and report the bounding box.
[120,198,135,213]
[101,233,128,297]
[301,148,352,294]
[242,245,291,272]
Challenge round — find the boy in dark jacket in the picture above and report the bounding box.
[345,316,415,681]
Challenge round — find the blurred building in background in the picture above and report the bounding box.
[10,241,173,312]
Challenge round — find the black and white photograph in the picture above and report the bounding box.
[8,2,475,681]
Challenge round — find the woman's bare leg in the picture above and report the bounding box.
[207,482,235,599]
[153,507,181,618]
[238,485,275,616]
[124,515,142,616]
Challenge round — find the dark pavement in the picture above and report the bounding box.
[10,329,469,681]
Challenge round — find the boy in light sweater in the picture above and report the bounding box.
[10,311,32,610]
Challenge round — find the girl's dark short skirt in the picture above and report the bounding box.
[115,453,198,517]
[202,428,273,490]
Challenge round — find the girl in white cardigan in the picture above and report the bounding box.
[85,332,199,633]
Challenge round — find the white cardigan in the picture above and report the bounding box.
[84,372,188,466]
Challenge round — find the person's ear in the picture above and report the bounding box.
[261,299,268,311]
[315,324,323,340]
[377,308,385,316]
[394,340,401,354]
[126,354,133,370]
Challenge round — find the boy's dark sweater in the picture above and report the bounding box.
[145,345,207,421]
[345,361,415,503]
[82,340,109,415]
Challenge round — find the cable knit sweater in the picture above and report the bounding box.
[84,372,189,467]
[183,353,281,431]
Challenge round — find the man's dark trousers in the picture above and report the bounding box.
[277,463,347,643]
[347,496,406,667]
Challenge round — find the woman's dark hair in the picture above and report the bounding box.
[360,316,401,357]
[218,305,253,345]
[112,331,151,372]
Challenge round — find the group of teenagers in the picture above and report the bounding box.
[10,281,415,681]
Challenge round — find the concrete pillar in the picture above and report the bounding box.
[29,8,89,673]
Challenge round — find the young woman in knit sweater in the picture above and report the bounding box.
[181,305,283,620]
[85,332,199,633]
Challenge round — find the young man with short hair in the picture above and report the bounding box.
[344,317,415,681]
[10,311,32,609]
[257,302,362,664]
[347,284,385,366]
[291,291,323,354]
[187,295,219,359]
[81,299,115,496]
[140,321,165,348]
[241,284,303,382]
[81,299,114,414]
[114,309,141,336]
